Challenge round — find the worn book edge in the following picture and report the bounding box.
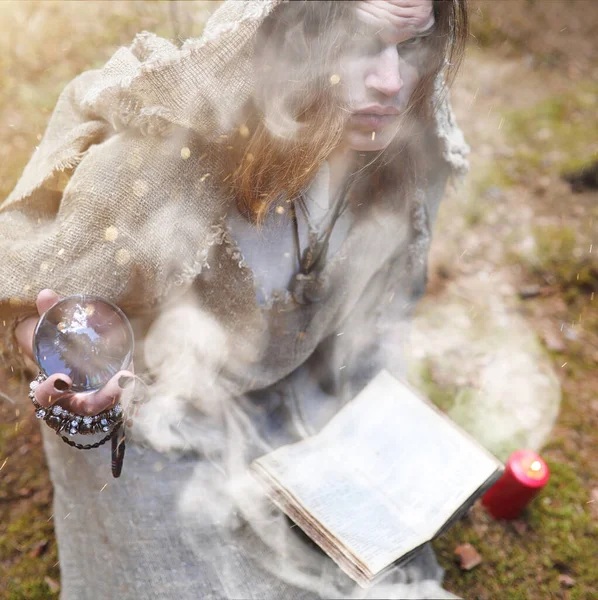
[250,369,505,587]
[252,459,503,587]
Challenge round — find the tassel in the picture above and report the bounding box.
[111,422,126,478]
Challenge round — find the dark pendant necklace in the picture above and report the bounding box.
[289,172,355,304]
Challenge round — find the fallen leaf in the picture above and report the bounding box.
[455,543,482,570]
[558,574,576,588]
[44,576,60,593]
[30,539,49,558]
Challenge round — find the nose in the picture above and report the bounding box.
[364,45,403,97]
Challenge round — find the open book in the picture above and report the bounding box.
[250,369,504,588]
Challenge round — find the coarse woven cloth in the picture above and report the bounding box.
[1,1,470,598]
[0,0,468,374]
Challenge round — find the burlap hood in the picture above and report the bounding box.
[0,0,469,379]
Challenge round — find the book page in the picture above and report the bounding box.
[252,370,502,577]
[254,446,425,577]
[317,371,500,534]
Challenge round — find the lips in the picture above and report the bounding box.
[354,106,401,116]
[350,113,398,131]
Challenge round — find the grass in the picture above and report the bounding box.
[415,325,598,597]
[468,77,598,304]
[503,83,598,181]
[502,220,598,306]
[468,0,598,73]
[411,357,459,414]
[433,454,598,599]
[0,0,210,202]
[421,5,598,595]
[459,168,516,228]
[470,79,598,199]
[0,390,59,600]
[427,298,598,598]
[525,224,597,300]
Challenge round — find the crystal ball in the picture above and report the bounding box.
[33,295,134,393]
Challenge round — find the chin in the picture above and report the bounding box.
[346,129,395,152]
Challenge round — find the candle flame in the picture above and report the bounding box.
[524,457,546,480]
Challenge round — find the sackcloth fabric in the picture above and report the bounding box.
[42,156,461,600]
[0,1,470,598]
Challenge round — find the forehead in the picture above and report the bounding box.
[352,0,435,44]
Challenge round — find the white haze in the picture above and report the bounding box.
[0,1,561,598]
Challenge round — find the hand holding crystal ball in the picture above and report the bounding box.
[15,290,136,416]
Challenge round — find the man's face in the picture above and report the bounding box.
[338,0,436,152]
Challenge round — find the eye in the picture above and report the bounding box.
[355,32,382,54]
[397,37,424,50]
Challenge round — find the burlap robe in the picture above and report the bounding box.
[0,0,468,376]
[0,1,469,598]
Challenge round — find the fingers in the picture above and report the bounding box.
[34,373,73,407]
[15,315,40,362]
[15,289,63,362]
[36,289,62,316]
[63,370,136,416]
[34,369,136,416]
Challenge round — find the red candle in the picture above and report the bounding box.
[482,449,550,520]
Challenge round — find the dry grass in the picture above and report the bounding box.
[469,0,598,76]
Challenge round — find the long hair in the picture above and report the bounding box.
[224,0,468,225]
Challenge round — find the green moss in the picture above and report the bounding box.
[473,167,516,195]
[7,582,57,600]
[459,168,515,228]
[532,224,577,265]
[409,358,458,413]
[435,457,598,599]
[517,224,598,301]
[469,81,598,202]
[426,295,598,598]
[502,83,598,181]
[434,327,598,598]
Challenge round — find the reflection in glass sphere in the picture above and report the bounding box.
[33,295,134,393]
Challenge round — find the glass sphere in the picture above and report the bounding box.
[33,295,134,393]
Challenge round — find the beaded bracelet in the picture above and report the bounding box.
[29,372,123,445]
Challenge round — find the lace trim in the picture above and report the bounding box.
[219,217,298,311]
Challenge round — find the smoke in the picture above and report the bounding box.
[0,1,561,599]
[409,278,561,462]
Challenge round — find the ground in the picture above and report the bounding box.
[1,1,597,599]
